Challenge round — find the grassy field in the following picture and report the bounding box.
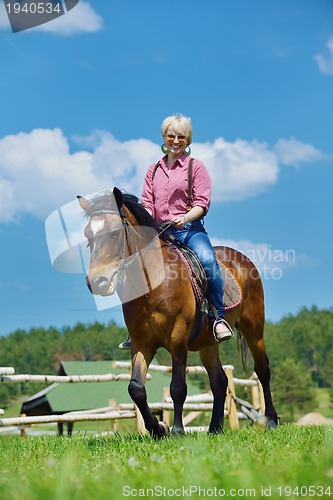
[0,425,332,500]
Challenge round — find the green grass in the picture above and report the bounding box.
[0,425,332,500]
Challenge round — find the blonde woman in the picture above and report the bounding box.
[119,115,233,349]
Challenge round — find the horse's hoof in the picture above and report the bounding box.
[267,418,278,430]
[256,415,278,429]
[159,421,170,437]
[208,426,223,434]
[151,421,170,439]
[171,426,185,437]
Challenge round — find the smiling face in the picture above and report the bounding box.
[164,126,188,157]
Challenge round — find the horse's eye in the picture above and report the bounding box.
[111,229,121,240]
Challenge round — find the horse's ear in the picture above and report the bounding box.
[77,195,91,212]
[113,187,123,209]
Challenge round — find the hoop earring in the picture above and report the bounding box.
[184,146,191,156]
[161,144,169,155]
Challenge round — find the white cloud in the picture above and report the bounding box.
[274,137,324,166]
[35,1,103,35]
[73,130,161,194]
[0,128,96,222]
[0,128,325,223]
[193,138,279,202]
[0,1,103,35]
[314,36,333,75]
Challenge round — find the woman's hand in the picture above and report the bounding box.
[171,207,204,228]
[172,214,189,228]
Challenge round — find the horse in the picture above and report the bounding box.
[78,187,278,438]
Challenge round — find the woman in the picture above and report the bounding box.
[119,114,233,349]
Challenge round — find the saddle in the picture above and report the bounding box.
[171,241,242,344]
[172,241,242,311]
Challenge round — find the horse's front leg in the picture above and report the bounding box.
[128,349,168,439]
[170,334,188,436]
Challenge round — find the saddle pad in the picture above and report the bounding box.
[171,243,242,311]
[172,244,206,305]
[219,261,242,311]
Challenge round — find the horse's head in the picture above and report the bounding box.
[78,187,127,296]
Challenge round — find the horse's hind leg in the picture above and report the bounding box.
[238,317,278,428]
[254,349,278,428]
[128,348,168,439]
[199,345,228,433]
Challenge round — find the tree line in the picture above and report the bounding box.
[0,306,332,422]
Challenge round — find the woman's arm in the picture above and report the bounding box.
[141,164,156,217]
[172,206,205,228]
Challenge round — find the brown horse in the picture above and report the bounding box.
[78,187,278,438]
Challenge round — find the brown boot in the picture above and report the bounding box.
[212,319,234,342]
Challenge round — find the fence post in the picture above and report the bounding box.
[163,387,171,427]
[134,405,146,434]
[19,414,27,438]
[224,366,239,429]
[109,399,118,431]
[250,373,265,414]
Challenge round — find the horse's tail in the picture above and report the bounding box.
[237,330,250,373]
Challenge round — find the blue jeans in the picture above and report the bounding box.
[169,219,224,322]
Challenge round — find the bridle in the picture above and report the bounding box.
[87,208,173,289]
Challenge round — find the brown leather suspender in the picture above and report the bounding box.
[186,158,194,212]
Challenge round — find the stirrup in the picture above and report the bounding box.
[212,319,234,343]
[118,339,132,350]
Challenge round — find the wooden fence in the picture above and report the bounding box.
[0,363,265,435]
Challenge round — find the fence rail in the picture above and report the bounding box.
[0,367,15,375]
[0,410,136,427]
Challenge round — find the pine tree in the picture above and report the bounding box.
[271,358,316,422]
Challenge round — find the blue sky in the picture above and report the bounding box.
[0,0,332,336]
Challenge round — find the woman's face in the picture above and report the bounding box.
[164,126,188,156]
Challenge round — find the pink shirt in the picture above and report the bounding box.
[141,154,211,223]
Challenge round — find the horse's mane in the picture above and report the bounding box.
[85,190,172,243]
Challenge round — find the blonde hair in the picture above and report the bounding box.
[161,114,193,145]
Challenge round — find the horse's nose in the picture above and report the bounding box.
[95,276,109,289]
[93,276,110,294]
[86,275,109,295]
